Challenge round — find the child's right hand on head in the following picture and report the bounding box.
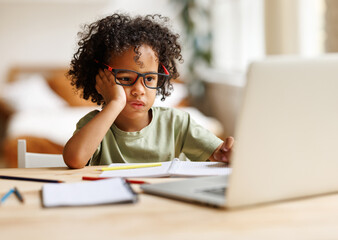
[95,69,127,106]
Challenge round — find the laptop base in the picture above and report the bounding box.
[141,175,228,208]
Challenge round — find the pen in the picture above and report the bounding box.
[82,176,148,184]
[1,188,15,204]
[98,163,162,171]
[14,187,24,203]
[0,175,64,183]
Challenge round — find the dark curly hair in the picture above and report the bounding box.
[68,13,183,105]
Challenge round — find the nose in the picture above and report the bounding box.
[130,76,146,96]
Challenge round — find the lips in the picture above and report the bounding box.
[129,100,145,108]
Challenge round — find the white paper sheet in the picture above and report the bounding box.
[99,159,231,178]
[42,178,137,207]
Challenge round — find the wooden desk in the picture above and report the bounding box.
[1,167,338,240]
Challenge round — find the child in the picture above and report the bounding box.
[63,13,234,169]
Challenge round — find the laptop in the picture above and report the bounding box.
[141,55,338,208]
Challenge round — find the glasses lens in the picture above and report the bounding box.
[144,73,168,89]
[114,70,138,86]
[144,73,159,88]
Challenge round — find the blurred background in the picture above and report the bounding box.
[0,0,337,168]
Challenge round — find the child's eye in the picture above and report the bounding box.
[145,75,157,82]
[117,77,132,82]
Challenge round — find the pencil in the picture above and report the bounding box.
[0,175,63,183]
[82,176,148,184]
[1,188,15,204]
[14,187,24,203]
[98,162,162,171]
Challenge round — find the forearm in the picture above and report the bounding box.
[63,101,124,168]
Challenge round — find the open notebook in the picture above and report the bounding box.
[99,158,231,178]
[42,178,137,207]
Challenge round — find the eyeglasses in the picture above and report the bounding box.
[95,60,170,89]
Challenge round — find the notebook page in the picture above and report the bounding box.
[42,178,136,207]
[168,160,232,177]
[99,161,173,178]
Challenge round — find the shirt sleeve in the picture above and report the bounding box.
[181,113,223,161]
[74,110,99,133]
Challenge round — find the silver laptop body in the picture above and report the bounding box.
[141,55,338,208]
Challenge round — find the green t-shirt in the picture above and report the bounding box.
[75,106,223,165]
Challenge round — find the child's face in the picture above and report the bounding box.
[108,45,158,121]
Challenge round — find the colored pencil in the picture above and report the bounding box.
[0,175,63,183]
[82,176,148,184]
[14,187,24,203]
[98,162,162,171]
[1,188,15,204]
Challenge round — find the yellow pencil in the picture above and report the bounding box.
[98,163,162,171]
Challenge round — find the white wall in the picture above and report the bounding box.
[0,0,178,87]
[265,0,324,55]
[0,1,101,87]
[212,0,265,72]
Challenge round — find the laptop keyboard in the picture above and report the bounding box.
[199,187,226,196]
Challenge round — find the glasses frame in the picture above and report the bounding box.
[94,60,170,89]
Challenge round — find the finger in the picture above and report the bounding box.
[216,152,228,163]
[219,141,228,153]
[97,69,110,85]
[225,136,234,150]
[96,70,103,82]
[98,69,106,80]
[103,69,115,84]
[95,72,103,92]
[213,145,229,163]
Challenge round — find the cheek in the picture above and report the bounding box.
[147,90,157,104]
[123,86,130,95]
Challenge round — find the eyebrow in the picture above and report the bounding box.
[116,70,135,74]
[95,60,169,75]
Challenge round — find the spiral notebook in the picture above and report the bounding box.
[100,158,231,178]
[42,178,137,207]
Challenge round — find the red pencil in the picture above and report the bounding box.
[82,176,148,184]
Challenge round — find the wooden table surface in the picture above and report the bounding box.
[1,166,338,240]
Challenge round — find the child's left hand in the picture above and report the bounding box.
[210,137,235,164]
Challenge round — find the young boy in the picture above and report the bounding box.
[63,13,234,168]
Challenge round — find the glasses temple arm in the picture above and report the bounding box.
[161,63,169,75]
[94,59,113,71]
